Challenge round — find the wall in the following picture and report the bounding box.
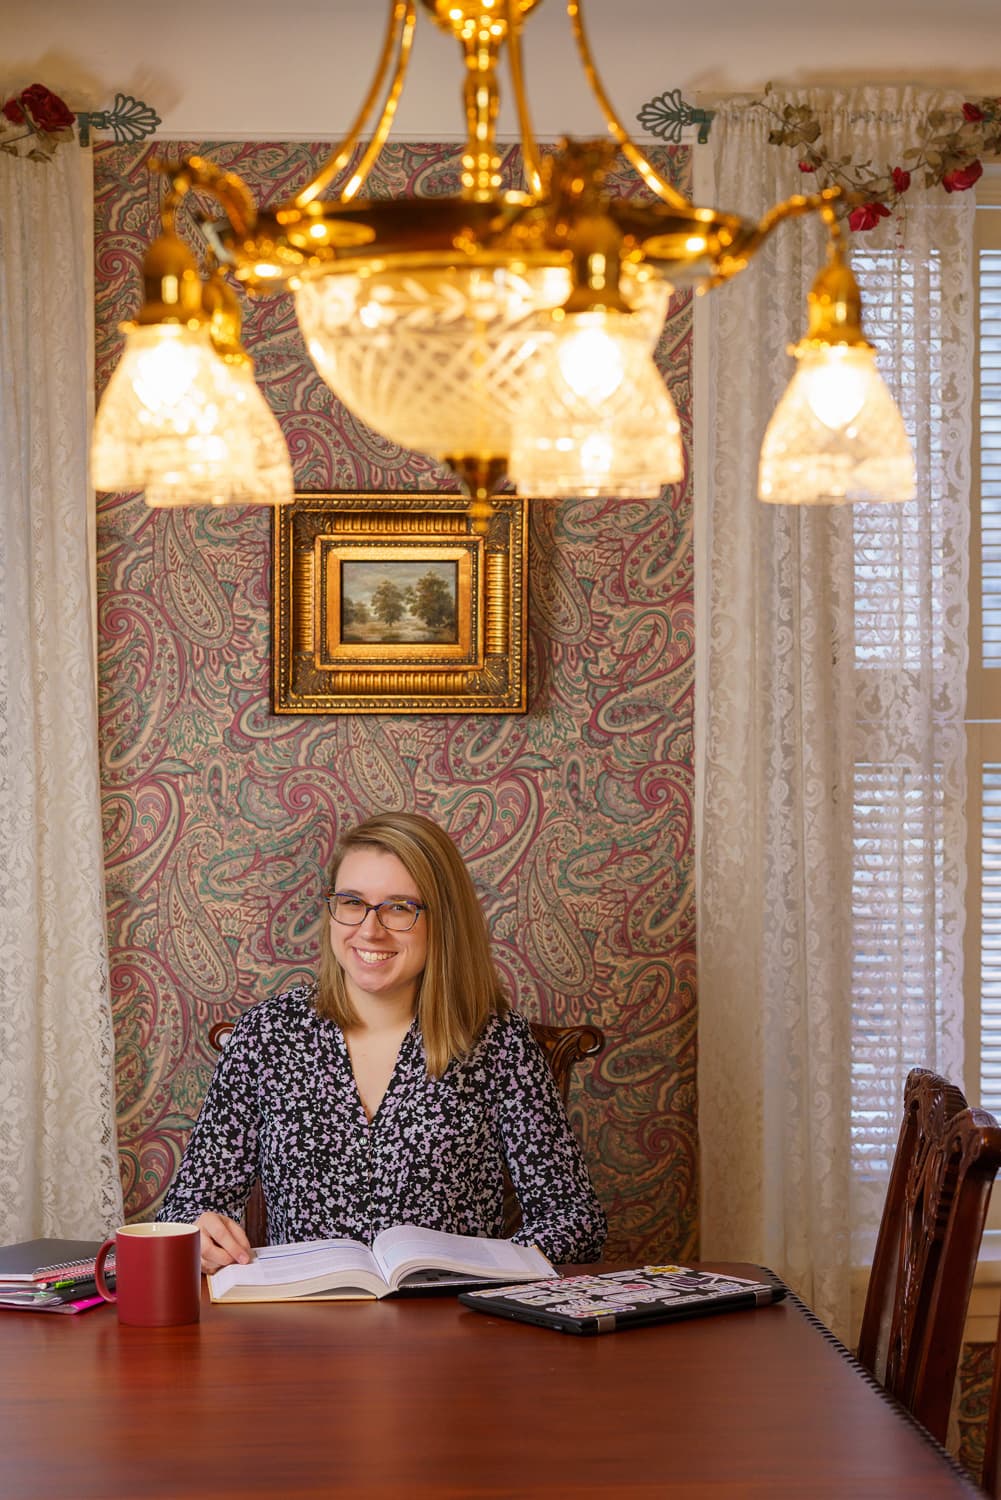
[93,138,696,1262]
[9,1,999,138]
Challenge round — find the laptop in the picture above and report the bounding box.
[458,1265,786,1336]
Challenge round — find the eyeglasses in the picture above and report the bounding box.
[326,893,425,933]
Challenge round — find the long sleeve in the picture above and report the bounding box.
[492,1014,607,1264]
[157,1007,262,1225]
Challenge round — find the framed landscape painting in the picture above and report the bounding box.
[271,492,528,714]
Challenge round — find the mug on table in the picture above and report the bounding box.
[95,1222,201,1326]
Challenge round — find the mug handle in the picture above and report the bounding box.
[94,1237,117,1302]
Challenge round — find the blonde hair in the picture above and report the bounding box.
[316,812,509,1077]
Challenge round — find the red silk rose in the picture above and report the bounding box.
[848,201,892,232]
[2,98,25,124]
[963,103,986,122]
[892,167,911,195]
[942,160,983,193]
[18,83,75,132]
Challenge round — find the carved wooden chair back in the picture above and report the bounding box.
[207,1016,605,1248]
[856,1067,1001,1444]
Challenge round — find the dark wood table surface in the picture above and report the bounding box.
[0,1263,980,1498]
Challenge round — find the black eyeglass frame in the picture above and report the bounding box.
[325,892,426,932]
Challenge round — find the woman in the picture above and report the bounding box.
[159,811,607,1272]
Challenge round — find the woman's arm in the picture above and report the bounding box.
[157,1008,262,1268]
[493,1014,607,1263]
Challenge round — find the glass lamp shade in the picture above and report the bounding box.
[92,324,294,507]
[507,311,683,498]
[145,361,293,508]
[758,345,916,505]
[294,264,572,460]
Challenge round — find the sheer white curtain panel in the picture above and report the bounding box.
[697,87,972,1338]
[0,145,123,1240]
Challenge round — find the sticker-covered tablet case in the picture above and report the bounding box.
[459,1266,786,1336]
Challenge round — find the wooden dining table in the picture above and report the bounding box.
[0,1263,981,1497]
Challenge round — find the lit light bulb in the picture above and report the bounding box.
[556,319,626,404]
[129,334,207,415]
[798,346,870,430]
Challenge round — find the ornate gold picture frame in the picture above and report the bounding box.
[272,492,527,714]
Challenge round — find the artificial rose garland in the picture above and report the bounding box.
[754,86,1000,231]
[0,82,76,161]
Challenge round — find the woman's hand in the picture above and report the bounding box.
[195,1211,253,1273]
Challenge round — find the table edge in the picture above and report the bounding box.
[752,1266,982,1498]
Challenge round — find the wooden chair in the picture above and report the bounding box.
[207,1015,605,1247]
[856,1067,1001,1444]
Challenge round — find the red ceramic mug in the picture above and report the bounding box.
[95,1222,201,1326]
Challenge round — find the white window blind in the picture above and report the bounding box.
[850,239,957,1199]
[979,246,1001,669]
[968,199,1001,1118]
[981,765,1001,1109]
[852,762,945,1168]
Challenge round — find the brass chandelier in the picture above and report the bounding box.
[92,0,915,530]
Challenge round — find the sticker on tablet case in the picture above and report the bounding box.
[559,1302,636,1317]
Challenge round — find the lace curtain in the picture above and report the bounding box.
[697,87,973,1337]
[0,146,123,1239]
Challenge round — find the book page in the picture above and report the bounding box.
[209,1238,382,1300]
[372,1225,555,1288]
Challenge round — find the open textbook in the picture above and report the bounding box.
[208,1225,557,1303]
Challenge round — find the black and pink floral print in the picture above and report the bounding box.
[159,986,606,1264]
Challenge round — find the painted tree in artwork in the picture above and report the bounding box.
[370,578,406,626]
[342,596,370,626]
[409,571,455,631]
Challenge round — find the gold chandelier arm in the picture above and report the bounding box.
[753,186,843,250]
[293,0,417,208]
[702,185,844,288]
[506,0,543,197]
[153,156,258,240]
[565,0,692,213]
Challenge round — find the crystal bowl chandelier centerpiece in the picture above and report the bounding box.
[92,0,915,526]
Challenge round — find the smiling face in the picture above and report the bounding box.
[328,846,428,1019]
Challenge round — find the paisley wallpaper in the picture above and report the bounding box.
[93,140,696,1262]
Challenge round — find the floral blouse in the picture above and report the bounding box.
[158,985,607,1264]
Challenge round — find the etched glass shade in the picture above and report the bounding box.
[145,361,293,508]
[507,304,683,498]
[92,325,293,507]
[294,264,572,459]
[758,345,916,504]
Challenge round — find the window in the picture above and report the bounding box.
[848,222,969,1231]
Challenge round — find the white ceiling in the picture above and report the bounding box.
[3,0,1001,140]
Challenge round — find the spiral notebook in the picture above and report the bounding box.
[0,1238,103,1284]
[459,1266,786,1336]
